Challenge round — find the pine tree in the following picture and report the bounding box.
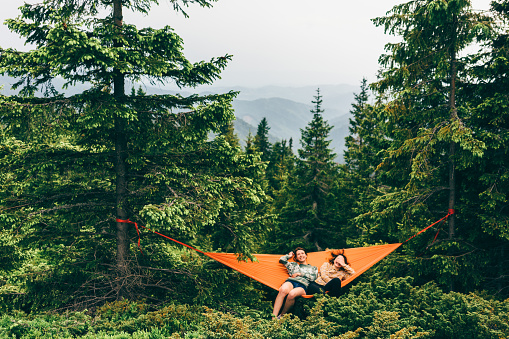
[455,0,509,295]
[372,0,489,238]
[219,121,241,149]
[266,139,295,195]
[0,0,269,308]
[273,89,343,251]
[344,78,386,179]
[253,117,272,162]
[342,79,390,241]
[367,0,494,291]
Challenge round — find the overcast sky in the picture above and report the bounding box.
[1,0,494,88]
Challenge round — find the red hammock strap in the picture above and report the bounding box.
[117,218,143,254]
[116,218,205,254]
[403,209,455,244]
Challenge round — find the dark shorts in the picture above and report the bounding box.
[285,279,307,292]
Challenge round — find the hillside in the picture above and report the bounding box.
[0,76,356,160]
[199,84,357,161]
[232,97,352,161]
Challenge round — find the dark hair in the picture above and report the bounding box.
[329,249,349,267]
[293,247,307,261]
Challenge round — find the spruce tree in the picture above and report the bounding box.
[372,0,489,237]
[343,79,389,241]
[344,78,385,179]
[253,117,272,162]
[368,0,494,291]
[266,139,295,195]
[456,0,509,295]
[219,121,241,149]
[0,0,269,308]
[273,89,343,251]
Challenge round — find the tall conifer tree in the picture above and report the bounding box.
[219,121,241,149]
[273,89,342,251]
[369,0,492,291]
[266,139,294,195]
[253,117,272,162]
[457,0,509,294]
[0,0,269,307]
[372,0,487,235]
[344,78,386,179]
[343,79,389,240]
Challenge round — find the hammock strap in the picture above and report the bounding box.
[403,209,455,244]
[116,218,143,254]
[116,218,205,254]
[118,210,455,254]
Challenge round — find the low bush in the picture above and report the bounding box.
[319,274,509,338]
[0,276,507,338]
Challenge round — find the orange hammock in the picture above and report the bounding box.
[118,210,453,292]
[203,243,402,290]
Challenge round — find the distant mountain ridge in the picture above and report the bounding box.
[231,97,352,161]
[0,76,356,161]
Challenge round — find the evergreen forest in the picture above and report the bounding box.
[0,0,508,338]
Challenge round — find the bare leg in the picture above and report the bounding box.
[273,282,293,316]
[280,287,306,316]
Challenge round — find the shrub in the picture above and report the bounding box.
[319,274,509,338]
[93,300,204,335]
[0,278,507,338]
[0,310,92,338]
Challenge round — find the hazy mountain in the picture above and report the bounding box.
[1,76,356,161]
[234,98,312,141]
[205,84,357,162]
[232,97,352,161]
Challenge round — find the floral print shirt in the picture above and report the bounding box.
[279,254,318,288]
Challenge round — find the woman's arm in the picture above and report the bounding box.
[279,252,292,265]
[279,252,296,276]
[341,264,355,279]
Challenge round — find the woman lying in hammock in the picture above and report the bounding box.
[272,247,318,318]
[307,249,355,297]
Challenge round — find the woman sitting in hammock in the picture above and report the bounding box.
[272,247,318,318]
[307,249,355,297]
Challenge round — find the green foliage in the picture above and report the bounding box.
[0,0,272,311]
[272,89,346,252]
[93,300,203,335]
[342,0,509,297]
[321,275,509,338]
[0,300,205,338]
[0,310,92,338]
[0,278,508,338]
[265,139,295,196]
[218,121,241,149]
[253,117,272,162]
[1,0,509,328]
[342,79,391,243]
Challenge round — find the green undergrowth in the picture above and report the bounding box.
[1,275,508,339]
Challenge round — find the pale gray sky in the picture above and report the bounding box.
[1,0,494,88]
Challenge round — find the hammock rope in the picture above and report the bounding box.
[116,209,455,292]
[116,218,205,254]
[403,209,454,243]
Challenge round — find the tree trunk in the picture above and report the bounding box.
[448,141,456,239]
[448,14,458,240]
[447,14,459,293]
[113,0,129,299]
